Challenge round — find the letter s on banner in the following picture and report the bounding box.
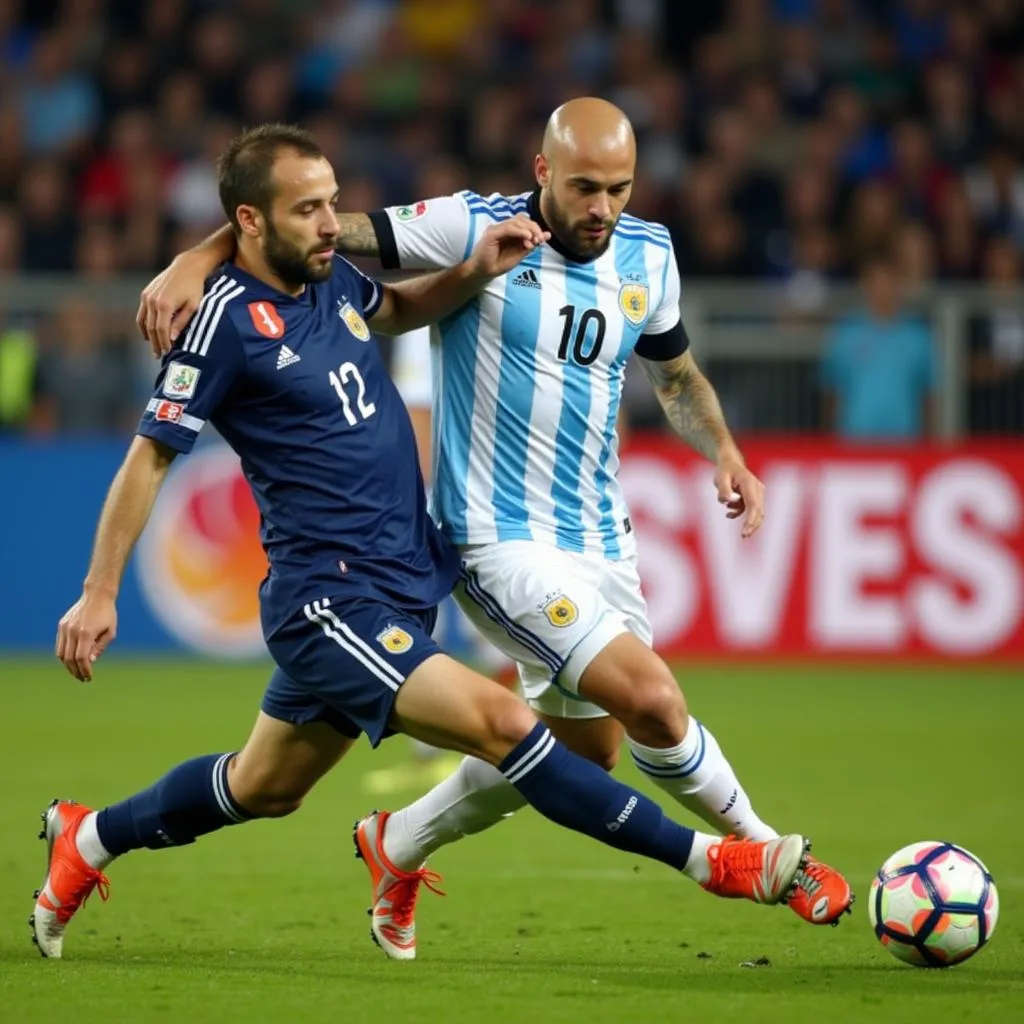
[911,459,1024,654]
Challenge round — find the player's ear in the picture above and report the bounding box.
[236,204,262,239]
[534,153,550,188]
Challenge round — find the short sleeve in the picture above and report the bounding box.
[137,315,244,454]
[390,328,433,409]
[643,242,682,336]
[334,254,383,317]
[369,195,472,271]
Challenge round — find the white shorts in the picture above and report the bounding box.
[455,540,653,719]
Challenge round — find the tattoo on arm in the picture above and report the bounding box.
[334,214,381,257]
[638,351,734,463]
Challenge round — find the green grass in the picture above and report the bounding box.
[1,658,1022,1024]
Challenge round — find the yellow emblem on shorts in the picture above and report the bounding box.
[338,301,371,341]
[542,596,578,628]
[377,625,413,654]
[618,283,649,326]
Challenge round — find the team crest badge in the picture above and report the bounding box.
[376,625,413,654]
[338,301,371,341]
[618,283,649,326]
[542,595,578,629]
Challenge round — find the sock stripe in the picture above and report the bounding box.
[501,727,556,784]
[505,734,556,785]
[630,723,707,779]
[211,753,248,823]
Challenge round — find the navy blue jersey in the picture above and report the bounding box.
[138,256,459,634]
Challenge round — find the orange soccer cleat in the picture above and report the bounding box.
[353,810,444,960]
[785,856,855,925]
[29,800,110,958]
[702,834,810,905]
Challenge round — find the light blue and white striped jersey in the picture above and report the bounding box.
[378,190,684,559]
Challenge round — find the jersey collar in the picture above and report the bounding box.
[527,189,603,265]
[225,261,316,305]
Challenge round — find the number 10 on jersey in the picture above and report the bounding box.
[557,305,606,367]
[329,361,376,425]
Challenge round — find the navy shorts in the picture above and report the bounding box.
[262,595,440,747]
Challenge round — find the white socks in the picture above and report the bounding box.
[380,719,775,880]
[382,756,527,872]
[75,812,116,870]
[628,720,778,842]
[682,832,716,885]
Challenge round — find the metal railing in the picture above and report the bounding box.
[2,276,1022,439]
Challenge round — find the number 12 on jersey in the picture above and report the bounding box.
[329,361,376,425]
[557,305,606,367]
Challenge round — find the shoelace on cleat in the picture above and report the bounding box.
[54,867,111,924]
[794,863,825,897]
[384,869,445,929]
[707,836,764,888]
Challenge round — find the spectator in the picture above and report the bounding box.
[893,220,938,301]
[15,30,99,157]
[34,295,135,434]
[18,159,76,271]
[968,237,1024,434]
[821,255,937,441]
[964,144,1024,248]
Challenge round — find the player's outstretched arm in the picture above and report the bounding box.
[637,351,765,538]
[56,437,177,682]
[136,215,383,357]
[369,215,548,335]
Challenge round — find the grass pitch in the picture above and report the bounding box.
[0,658,1022,1024]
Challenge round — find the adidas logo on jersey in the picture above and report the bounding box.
[512,268,541,289]
[276,345,301,369]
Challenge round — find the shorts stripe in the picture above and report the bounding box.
[313,599,406,685]
[460,569,562,673]
[303,602,402,692]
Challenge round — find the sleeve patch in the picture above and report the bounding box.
[163,362,202,399]
[394,201,428,222]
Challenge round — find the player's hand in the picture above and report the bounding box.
[56,590,118,682]
[469,215,550,278]
[714,452,765,539]
[136,254,208,358]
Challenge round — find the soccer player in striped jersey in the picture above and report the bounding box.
[36,123,813,962]
[139,100,853,956]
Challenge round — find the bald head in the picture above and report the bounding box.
[536,98,636,260]
[542,98,636,165]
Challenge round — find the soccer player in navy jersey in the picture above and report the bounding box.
[34,124,813,961]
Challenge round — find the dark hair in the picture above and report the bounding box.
[217,124,323,232]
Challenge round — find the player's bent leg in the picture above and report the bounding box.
[228,712,355,817]
[386,656,808,904]
[577,633,779,839]
[31,700,354,958]
[573,634,854,924]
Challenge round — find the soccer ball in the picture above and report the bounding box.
[869,841,999,968]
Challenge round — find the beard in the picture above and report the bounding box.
[263,218,335,290]
[545,197,617,260]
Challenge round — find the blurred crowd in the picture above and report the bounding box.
[1,0,1023,438]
